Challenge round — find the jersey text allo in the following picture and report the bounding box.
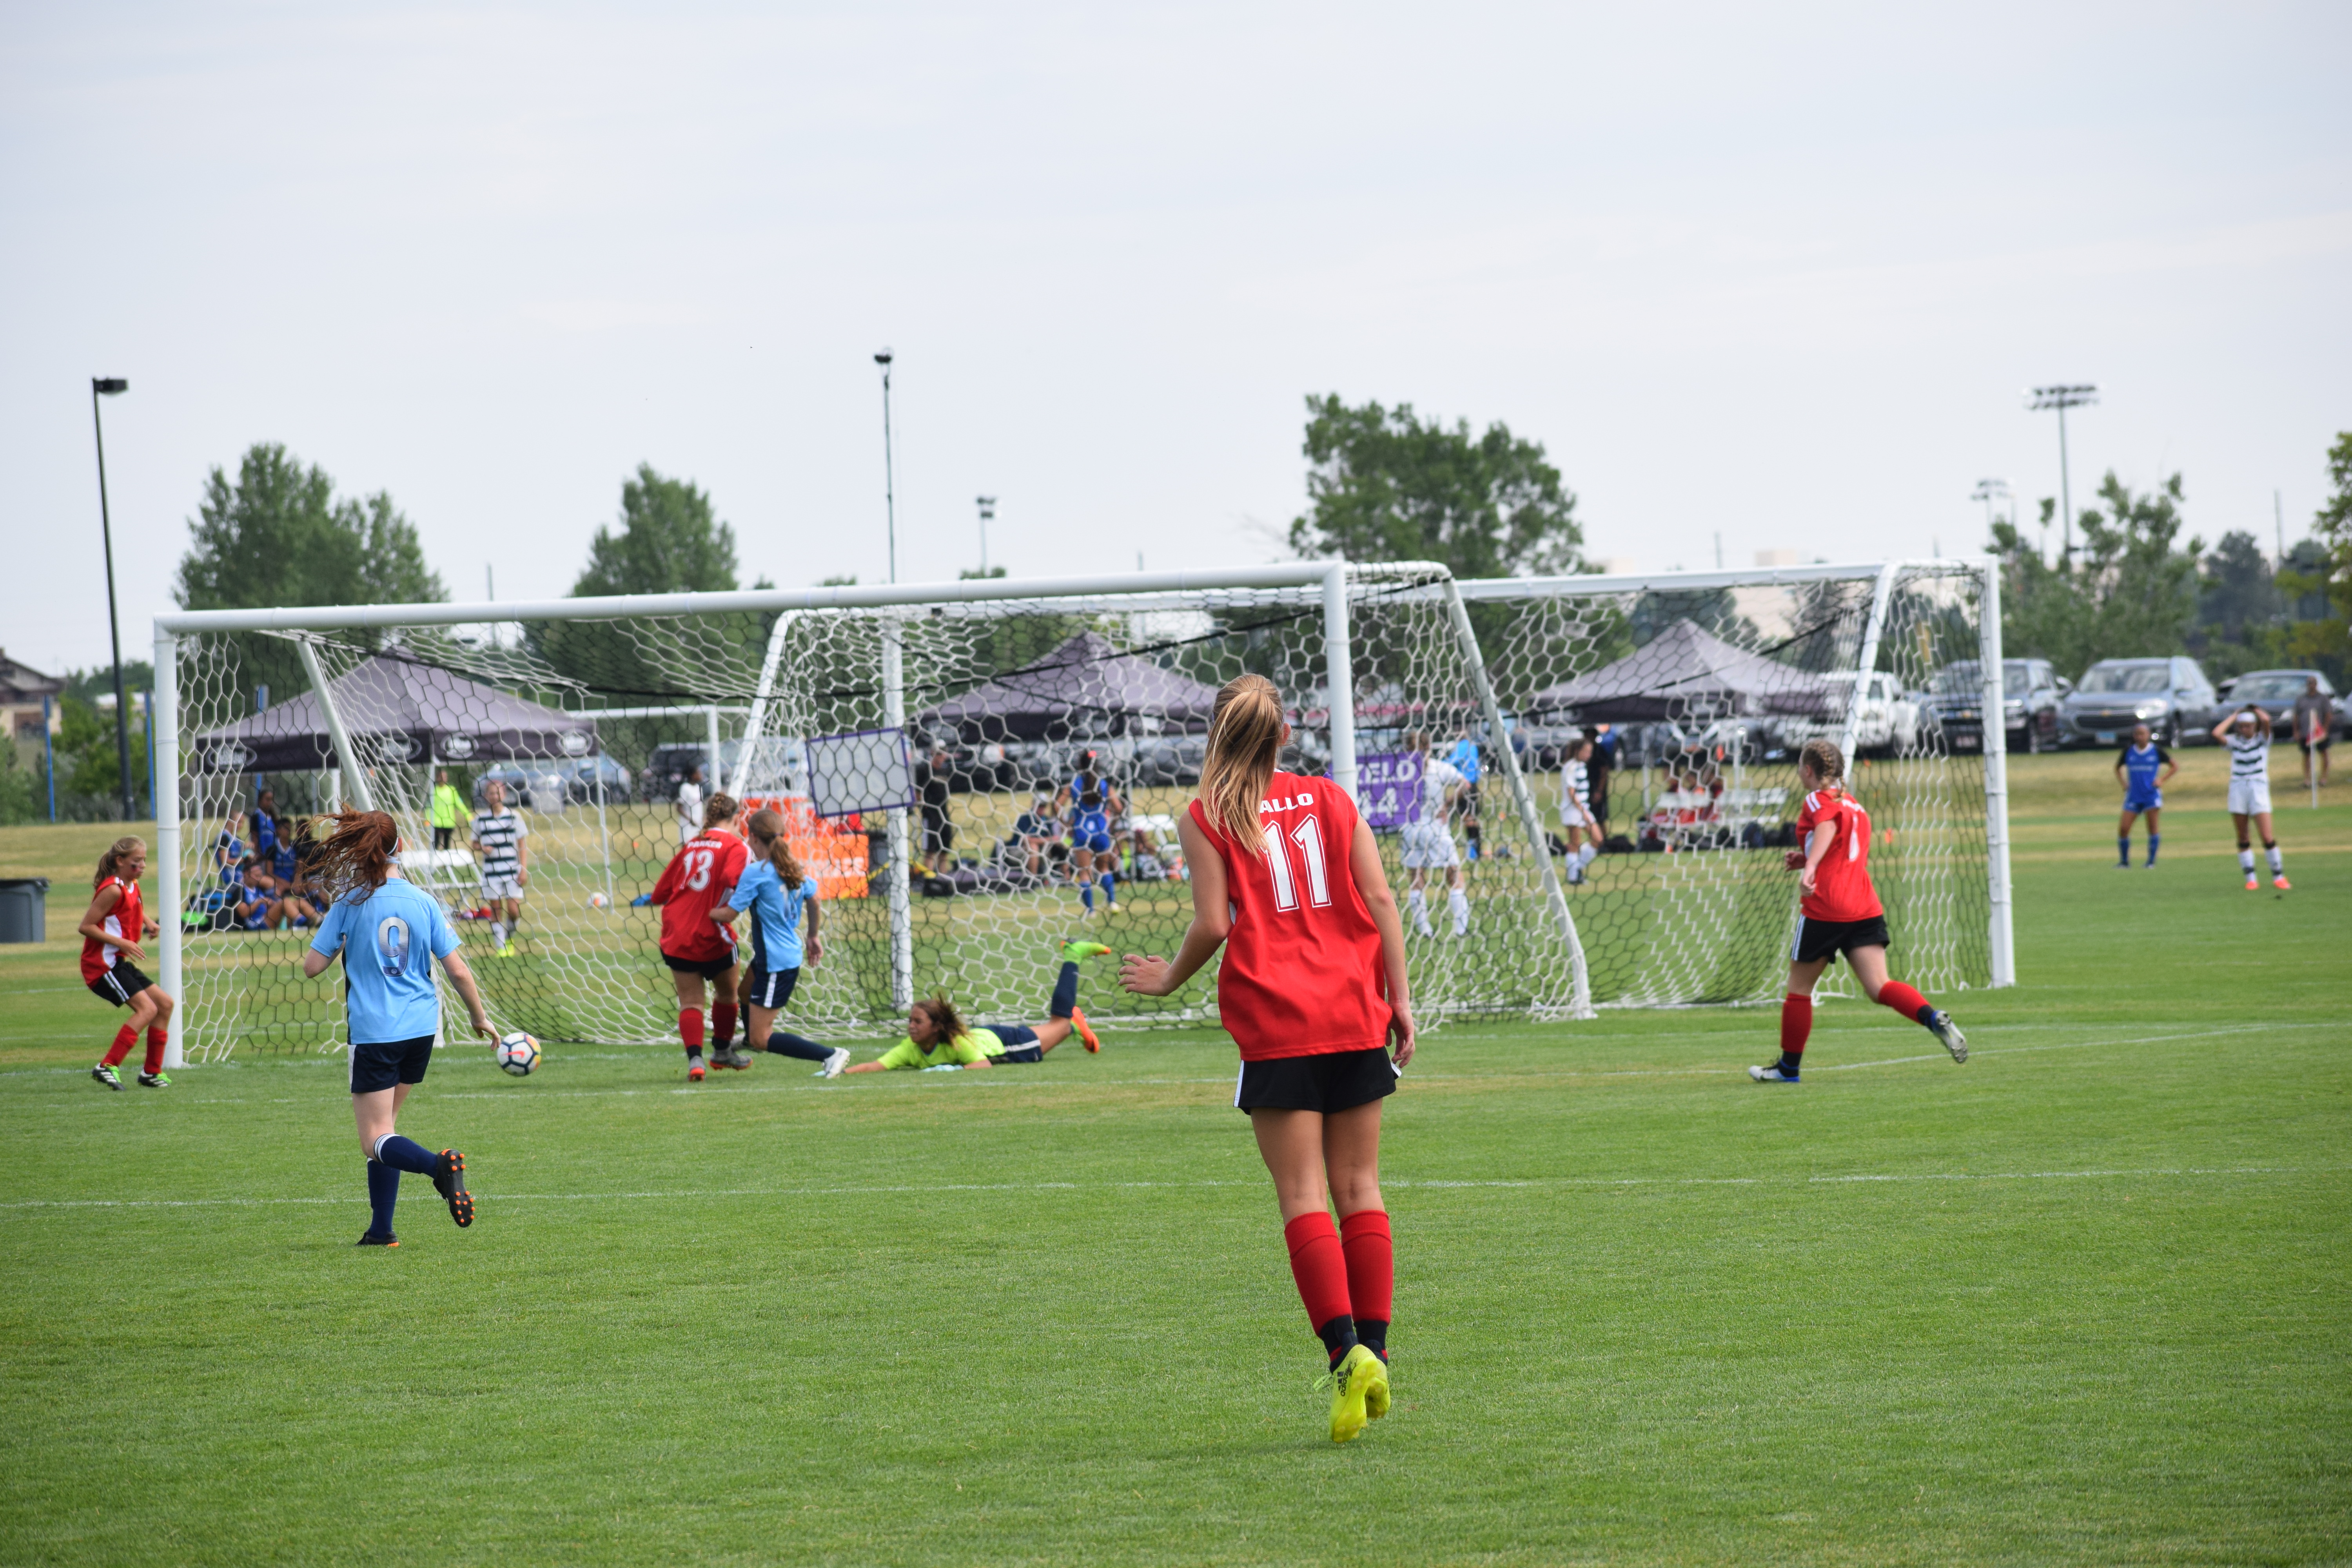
[1189,772,1390,1061]
[1795,788,1883,923]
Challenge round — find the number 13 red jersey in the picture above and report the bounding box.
[1189,771,1392,1061]
[652,831,749,963]
[1795,787,1883,923]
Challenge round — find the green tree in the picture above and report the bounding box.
[1990,472,2201,678]
[571,465,740,596]
[174,443,445,708]
[0,741,41,826]
[1287,395,1584,580]
[2283,432,2352,680]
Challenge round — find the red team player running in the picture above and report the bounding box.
[81,835,177,1089]
[648,792,751,1081]
[1751,739,1968,1083]
[1121,674,1413,1444]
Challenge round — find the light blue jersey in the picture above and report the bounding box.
[724,860,815,971]
[1447,739,1483,784]
[310,876,459,1044]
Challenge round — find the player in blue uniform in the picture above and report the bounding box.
[2114,723,2178,868]
[301,810,494,1247]
[713,807,848,1077]
[1058,752,1125,913]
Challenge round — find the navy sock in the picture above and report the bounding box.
[373,1133,441,1176]
[1049,961,1079,1020]
[365,1159,399,1236]
[1316,1313,1360,1367]
[1357,1317,1389,1360]
[2117,837,2130,866]
[763,1031,834,1064]
[2147,833,2159,865]
[1778,1053,1802,1075]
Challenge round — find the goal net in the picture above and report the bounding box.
[152,563,1590,1062]
[151,558,2011,1064]
[1457,560,2013,1006]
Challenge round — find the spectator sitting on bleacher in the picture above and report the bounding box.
[232,859,276,930]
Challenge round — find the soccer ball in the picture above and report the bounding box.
[496,1032,541,1076]
[588,891,609,909]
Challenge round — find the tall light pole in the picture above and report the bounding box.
[90,376,136,822]
[1970,477,2012,543]
[975,495,996,575]
[874,348,897,583]
[2027,384,2096,567]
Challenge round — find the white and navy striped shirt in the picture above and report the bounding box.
[2227,732,2270,784]
[470,808,527,878]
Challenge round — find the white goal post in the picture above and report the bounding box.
[150,554,2011,1068]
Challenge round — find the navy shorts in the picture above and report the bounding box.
[1791,914,1891,966]
[746,967,800,1009]
[984,1024,1043,1064]
[350,1034,435,1095]
[662,951,736,981]
[1235,1046,1399,1114]
[89,962,154,1007]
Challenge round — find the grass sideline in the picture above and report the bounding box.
[2,752,2347,1564]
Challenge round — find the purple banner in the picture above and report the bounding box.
[1356,751,1424,830]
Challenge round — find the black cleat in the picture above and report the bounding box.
[432,1148,474,1228]
[92,1063,124,1091]
[356,1232,400,1247]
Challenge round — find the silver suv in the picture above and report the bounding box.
[2059,657,2218,748]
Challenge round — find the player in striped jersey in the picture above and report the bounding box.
[468,779,530,956]
[2211,707,2288,890]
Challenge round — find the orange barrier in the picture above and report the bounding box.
[744,795,872,900]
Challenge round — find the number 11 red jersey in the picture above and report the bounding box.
[652,831,748,963]
[1795,787,1882,923]
[1189,771,1392,1062]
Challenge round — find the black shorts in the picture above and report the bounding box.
[746,967,800,1009]
[89,962,154,1007]
[2302,737,2332,755]
[923,816,955,854]
[350,1034,434,1095]
[983,1024,1042,1064]
[1235,1045,1399,1114]
[662,951,737,981]
[1791,914,1891,966]
[432,826,454,849]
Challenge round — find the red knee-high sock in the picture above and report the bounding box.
[144,1027,168,1076]
[1875,980,1932,1025]
[1339,1210,1393,1357]
[1282,1212,1354,1356]
[1780,994,1812,1062]
[711,1004,737,1050]
[102,1024,138,1068]
[678,1009,705,1050]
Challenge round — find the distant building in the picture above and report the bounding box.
[0,649,64,740]
[1754,550,1800,568]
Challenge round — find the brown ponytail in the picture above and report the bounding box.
[1200,673,1285,843]
[702,791,741,831]
[911,994,965,1047]
[94,836,145,888]
[309,811,401,902]
[743,808,806,890]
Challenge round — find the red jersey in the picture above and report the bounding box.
[81,876,145,983]
[1189,771,1392,1061]
[1795,787,1882,923]
[651,831,749,963]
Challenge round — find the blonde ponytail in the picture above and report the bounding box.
[1199,674,1285,844]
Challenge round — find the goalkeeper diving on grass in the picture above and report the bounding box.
[842,943,1111,1073]
[1751,739,1969,1084]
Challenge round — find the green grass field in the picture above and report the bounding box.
[3,751,2347,1564]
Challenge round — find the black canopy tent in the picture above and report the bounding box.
[914,631,1223,740]
[192,652,599,773]
[1525,619,1836,723]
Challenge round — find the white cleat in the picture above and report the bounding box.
[1927,1011,1968,1063]
[822,1046,851,1079]
[1748,1064,1800,1083]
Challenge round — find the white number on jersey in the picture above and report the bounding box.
[1259,812,1332,913]
[686,848,715,891]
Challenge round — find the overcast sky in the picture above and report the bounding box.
[5,2,2347,676]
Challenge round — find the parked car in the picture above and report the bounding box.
[640,740,747,803]
[1923,659,2067,753]
[2212,669,2345,740]
[2058,657,2219,749]
[1779,672,1923,757]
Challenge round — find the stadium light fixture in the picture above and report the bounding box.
[976,495,996,575]
[875,350,897,583]
[90,376,136,823]
[2025,384,2097,566]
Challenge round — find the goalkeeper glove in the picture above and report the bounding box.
[920,1064,962,1073]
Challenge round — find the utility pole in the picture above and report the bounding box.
[976,495,996,575]
[2275,489,2286,566]
[875,349,898,583]
[90,376,136,821]
[2027,385,2097,566]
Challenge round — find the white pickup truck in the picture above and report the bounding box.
[1782,671,1922,758]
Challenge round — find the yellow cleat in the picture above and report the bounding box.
[1325,1343,1388,1443]
[1365,1354,1391,1421]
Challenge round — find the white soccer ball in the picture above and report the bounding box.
[588,891,609,909]
[496,1031,541,1076]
